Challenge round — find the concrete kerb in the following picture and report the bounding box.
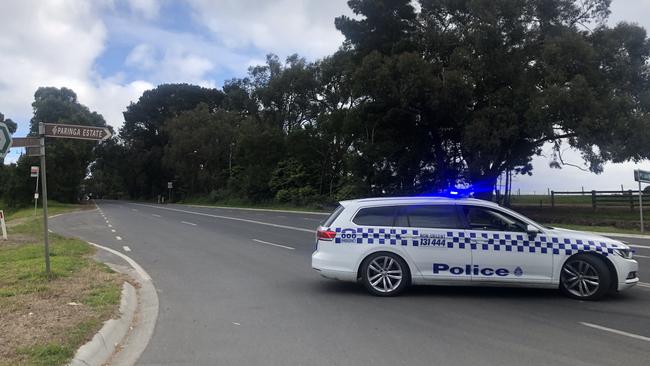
[68,241,159,366]
[69,282,136,366]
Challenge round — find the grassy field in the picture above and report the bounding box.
[0,203,124,366]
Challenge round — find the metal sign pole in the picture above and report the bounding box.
[34,171,39,214]
[640,176,644,233]
[39,123,51,277]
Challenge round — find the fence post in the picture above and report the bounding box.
[629,189,634,212]
[591,190,597,210]
[551,190,555,208]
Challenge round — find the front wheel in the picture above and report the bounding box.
[560,254,612,301]
[361,252,410,296]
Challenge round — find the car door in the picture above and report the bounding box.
[394,204,472,281]
[460,205,553,284]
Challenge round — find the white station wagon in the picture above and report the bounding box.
[311,197,638,300]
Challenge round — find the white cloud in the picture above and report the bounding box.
[126,43,157,70]
[127,0,160,19]
[0,0,154,135]
[186,0,352,60]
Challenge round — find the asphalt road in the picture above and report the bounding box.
[50,201,650,366]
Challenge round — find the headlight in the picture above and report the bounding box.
[613,248,633,259]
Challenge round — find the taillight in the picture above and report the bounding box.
[317,228,336,241]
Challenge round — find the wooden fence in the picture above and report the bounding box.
[551,190,650,210]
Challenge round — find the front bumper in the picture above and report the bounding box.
[611,256,639,292]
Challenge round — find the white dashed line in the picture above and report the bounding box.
[152,214,161,218]
[111,229,116,233]
[580,322,650,342]
[635,254,650,259]
[116,236,123,241]
[303,218,321,222]
[181,221,197,226]
[108,224,113,228]
[131,209,138,212]
[252,239,295,250]
[637,282,650,288]
[134,203,314,233]
[123,246,131,252]
[48,229,53,233]
[630,244,650,249]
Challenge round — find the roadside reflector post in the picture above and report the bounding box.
[634,169,649,233]
[39,123,51,277]
[0,210,7,240]
[640,176,644,233]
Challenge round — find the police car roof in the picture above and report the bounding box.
[339,196,499,208]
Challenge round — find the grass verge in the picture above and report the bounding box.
[0,203,124,366]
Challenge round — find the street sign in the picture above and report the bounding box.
[11,137,40,148]
[26,146,40,157]
[634,169,650,183]
[30,166,39,177]
[43,123,111,141]
[168,181,173,189]
[0,122,12,158]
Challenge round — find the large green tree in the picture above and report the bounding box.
[120,84,225,198]
[336,0,650,197]
[28,87,108,202]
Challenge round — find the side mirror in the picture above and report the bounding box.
[526,224,540,236]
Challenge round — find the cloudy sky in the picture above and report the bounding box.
[1,0,648,192]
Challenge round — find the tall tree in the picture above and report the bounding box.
[119,84,225,198]
[28,87,108,202]
[336,0,650,196]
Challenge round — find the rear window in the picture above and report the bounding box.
[352,206,397,226]
[322,205,344,227]
[400,205,462,229]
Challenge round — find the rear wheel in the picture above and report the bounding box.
[361,252,410,296]
[560,254,612,300]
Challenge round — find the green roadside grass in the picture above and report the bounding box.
[0,203,123,366]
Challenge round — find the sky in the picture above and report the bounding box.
[0,0,648,193]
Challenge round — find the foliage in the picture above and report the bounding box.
[25,0,650,206]
[27,87,108,203]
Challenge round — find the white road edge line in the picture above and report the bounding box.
[630,244,650,249]
[252,239,295,250]
[580,322,650,342]
[152,214,161,218]
[134,203,314,233]
[637,282,650,288]
[87,241,151,281]
[634,254,650,258]
[181,221,197,226]
[123,246,131,252]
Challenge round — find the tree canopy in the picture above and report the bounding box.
[7,0,650,207]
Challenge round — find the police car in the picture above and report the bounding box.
[311,197,638,300]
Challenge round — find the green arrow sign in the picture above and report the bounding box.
[0,122,12,158]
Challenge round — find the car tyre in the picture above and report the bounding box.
[361,252,410,297]
[560,254,612,301]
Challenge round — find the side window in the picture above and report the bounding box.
[400,205,462,229]
[461,206,527,232]
[352,206,397,226]
[322,205,344,227]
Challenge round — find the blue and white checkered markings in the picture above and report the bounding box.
[334,227,415,246]
[333,228,618,256]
